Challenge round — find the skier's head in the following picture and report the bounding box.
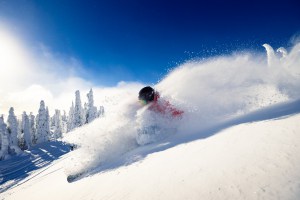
[138,86,155,104]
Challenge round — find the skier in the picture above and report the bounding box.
[138,86,183,118]
[136,86,183,145]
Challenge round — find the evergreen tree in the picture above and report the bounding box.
[36,100,50,144]
[83,102,88,124]
[73,90,84,128]
[7,107,22,154]
[0,115,10,160]
[22,112,31,149]
[52,109,63,139]
[50,112,56,128]
[86,89,98,123]
[46,107,51,139]
[29,113,36,145]
[17,118,25,150]
[61,110,68,133]
[67,102,75,132]
[98,106,105,117]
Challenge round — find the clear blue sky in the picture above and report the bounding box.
[0,0,299,85]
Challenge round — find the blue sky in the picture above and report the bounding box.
[0,0,299,85]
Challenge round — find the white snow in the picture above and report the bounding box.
[1,43,300,199]
[2,111,300,200]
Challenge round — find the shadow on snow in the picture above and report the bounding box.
[0,141,71,192]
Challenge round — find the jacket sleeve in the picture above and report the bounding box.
[154,100,184,117]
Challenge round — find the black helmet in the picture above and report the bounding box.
[138,86,155,103]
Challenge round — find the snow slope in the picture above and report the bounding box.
[1,104,300,200]
[0,141,70,193]
[1,43,300,199]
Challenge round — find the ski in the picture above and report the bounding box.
[67,172,85,183]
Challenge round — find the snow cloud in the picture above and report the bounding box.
[156,42,300,134]
[63,41,300,175]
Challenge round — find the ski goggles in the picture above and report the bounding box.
[139,99,148,105]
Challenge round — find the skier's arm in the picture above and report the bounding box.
[170,106,184,117]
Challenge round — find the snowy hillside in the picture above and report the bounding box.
[1,43,300,199]
[1,102,300,200]
[0,141,70,193]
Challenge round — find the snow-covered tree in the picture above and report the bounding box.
[17,118,25,150]
[82,102,87,124]
[50,113,55,129]
[61,110,68,133]
[46,107,51,139]
[73,90,84,128]
[67,89,102,131]
[98,106,105,117]
[7,107,22,154]
[86,89,98,123]
[29,113,36,145]
[22,112,31,149]
[52,109,63,139]
[0,115,10,160]
[67,102,75,132]
[36,100,50,144]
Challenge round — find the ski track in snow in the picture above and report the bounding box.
[1,43,300,199]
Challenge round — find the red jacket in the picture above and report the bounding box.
[148,92,184,117]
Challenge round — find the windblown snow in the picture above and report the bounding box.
[1,43,300,200]
[62,43,300,176]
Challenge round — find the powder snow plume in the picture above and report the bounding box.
[62,43,300,175]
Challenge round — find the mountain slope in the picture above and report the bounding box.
[2,43,300,200]
[2,112,300,200]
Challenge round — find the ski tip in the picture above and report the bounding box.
[67,173,83,183]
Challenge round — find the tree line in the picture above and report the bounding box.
[0,89,104,160]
